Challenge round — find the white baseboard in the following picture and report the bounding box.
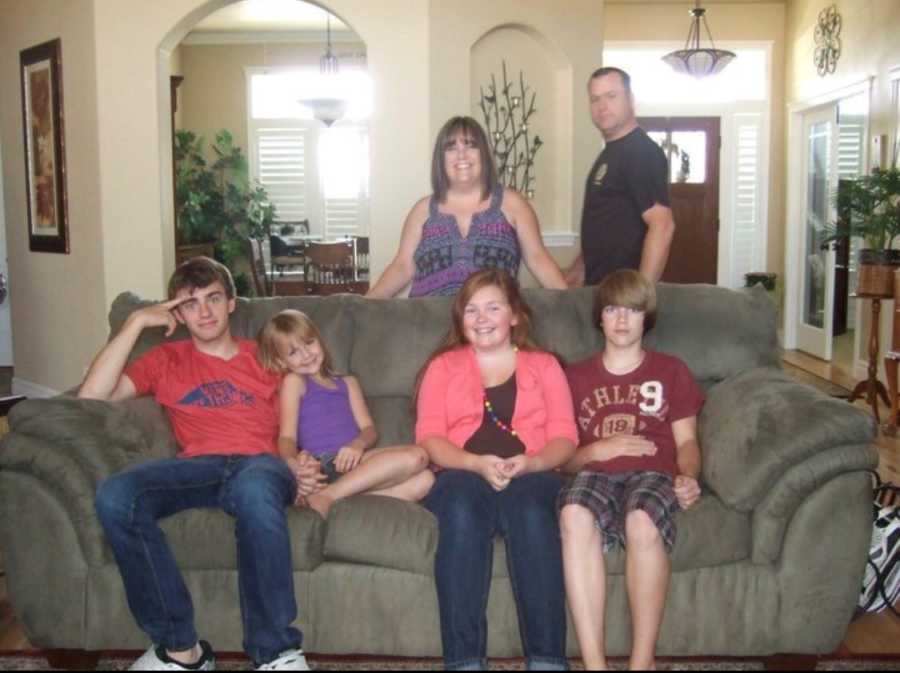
[542,232,579,248]
[12,378,61,399]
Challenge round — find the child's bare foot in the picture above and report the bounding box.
[306,492,335,519]
[629,658,655,670]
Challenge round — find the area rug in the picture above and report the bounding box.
[2,653,900,671]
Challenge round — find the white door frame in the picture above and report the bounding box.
[0,133,13,368]
[794,105,838,360]
[783,77,873,354]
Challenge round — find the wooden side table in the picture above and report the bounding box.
[850,293,892,425]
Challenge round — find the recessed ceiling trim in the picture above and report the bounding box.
[182,30,364,46]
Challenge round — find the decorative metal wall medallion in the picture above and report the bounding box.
[814,4,842,77]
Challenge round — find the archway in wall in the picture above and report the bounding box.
[470,24,572,235]
[158,0,371,295]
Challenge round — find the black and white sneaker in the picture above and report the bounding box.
[255,648,310,671]
[128,641,216,671]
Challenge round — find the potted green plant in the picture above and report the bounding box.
[825,167,900,297]
[174,129,277,296]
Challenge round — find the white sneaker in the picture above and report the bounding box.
[255,648,311,671]
[129,642,216,671]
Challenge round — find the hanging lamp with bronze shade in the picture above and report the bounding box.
[662,1,736,78]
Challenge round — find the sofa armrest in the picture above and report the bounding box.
[699,366,877,512]
[0,396,177,567]
[751,443,877,564]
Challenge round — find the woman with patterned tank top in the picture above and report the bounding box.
[367,116,568,298]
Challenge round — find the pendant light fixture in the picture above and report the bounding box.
[300,14,347,126]
[662,1,736,78]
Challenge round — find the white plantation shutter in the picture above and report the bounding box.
[253,126,313,224]
[320,126,369,238]
[324,198,364,238]
[730,113,763,288]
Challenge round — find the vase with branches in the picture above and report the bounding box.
[478,61,543,199]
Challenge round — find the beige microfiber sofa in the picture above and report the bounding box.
[0,284,879,664]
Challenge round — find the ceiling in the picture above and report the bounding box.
[191,0,351,33]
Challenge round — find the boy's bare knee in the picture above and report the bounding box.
[625,509,661,547]
[560,504,596,540]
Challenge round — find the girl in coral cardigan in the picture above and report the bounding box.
[416,269,578,671]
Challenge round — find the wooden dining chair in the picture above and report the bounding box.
[246,238,271,297]
[270,234,306,277]
[304,240,369,295]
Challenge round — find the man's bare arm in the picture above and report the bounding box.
[639,204,675,283]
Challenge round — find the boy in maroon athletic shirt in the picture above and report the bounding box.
[558,269,704,671]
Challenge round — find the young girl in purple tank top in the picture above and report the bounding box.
[258,310,434,518]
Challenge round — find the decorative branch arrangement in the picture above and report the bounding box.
[478,61,543,199]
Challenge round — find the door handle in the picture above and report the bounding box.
[0,273,6,306]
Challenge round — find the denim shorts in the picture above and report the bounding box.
[317,453,341,484]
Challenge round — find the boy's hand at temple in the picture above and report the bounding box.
[674,475,701,510]
[335,445,365,474]
[127,297,190,337]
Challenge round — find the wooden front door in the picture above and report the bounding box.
[638,117,721,284]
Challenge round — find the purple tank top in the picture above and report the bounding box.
[297,376,360,457]
[409,185,521,297]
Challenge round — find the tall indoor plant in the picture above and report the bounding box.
[825,167,900,297]
[174,129,276,295]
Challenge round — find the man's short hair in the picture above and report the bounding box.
[594,269,657,331]
[589,67,632,95]
[168,256,236,301]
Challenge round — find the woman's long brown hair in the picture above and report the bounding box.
[413,269,539,406]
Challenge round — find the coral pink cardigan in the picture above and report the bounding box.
[416,346,578,455]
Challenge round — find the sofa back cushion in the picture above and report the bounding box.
[108,283,778,448]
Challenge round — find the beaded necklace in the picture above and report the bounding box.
[482,346,518,438]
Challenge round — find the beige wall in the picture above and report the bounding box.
[0,0,107,393]
[786,0,900,135]
[178,41,366,154]
[604,1,788,278]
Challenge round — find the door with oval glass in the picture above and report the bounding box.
[639,116,721,284]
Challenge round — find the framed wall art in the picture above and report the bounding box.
[20,38,69,254]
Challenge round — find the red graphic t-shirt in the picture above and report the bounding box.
[566,350,704,476]
[125,339,281,459]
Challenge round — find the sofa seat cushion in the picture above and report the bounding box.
[323,495,438,575]
[321,492,749,577]
[160,506,325,571]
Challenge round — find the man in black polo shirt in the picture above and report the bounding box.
[565,67,675,287]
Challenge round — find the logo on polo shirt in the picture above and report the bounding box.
[592,164,608,187]
[179,381,256,408]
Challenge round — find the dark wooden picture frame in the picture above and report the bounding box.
[20,38,69,254]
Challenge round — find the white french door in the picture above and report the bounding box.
[795,104,839,361]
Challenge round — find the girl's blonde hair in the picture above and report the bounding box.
[257,309,336,377]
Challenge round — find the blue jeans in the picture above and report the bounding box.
[95,454,302,665]
[424,470,569,671]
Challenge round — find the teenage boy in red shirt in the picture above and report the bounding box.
[558,269,704,671]
[81,257,316,671]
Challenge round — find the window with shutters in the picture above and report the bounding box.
[730,114,763,288]
[247,68,371,239]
